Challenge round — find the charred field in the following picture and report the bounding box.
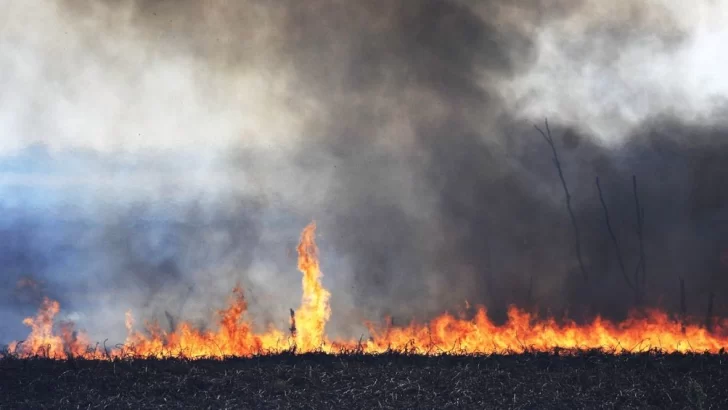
[1,350,727,410]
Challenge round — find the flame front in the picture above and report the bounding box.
[6,222,728,359]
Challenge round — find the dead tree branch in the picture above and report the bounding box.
[596,177,636,293]
[633,175,647,292]
[535,119,589,282]
[289,308,297,338]
[679,276,687,333]
[706,292,715,332]
[680,277,687,316]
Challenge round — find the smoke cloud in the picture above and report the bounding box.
[2,0,728,343]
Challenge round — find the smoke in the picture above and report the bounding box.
[505,0,728,142]
[1,0,728,343]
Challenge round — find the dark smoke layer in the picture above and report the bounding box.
[1,0,727,343]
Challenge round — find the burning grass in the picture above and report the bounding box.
[6,222,728,361]
[4,222,728,407]
[4,212,728,408]
[1,350,727,409]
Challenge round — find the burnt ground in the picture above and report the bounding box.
[0,351,727,409]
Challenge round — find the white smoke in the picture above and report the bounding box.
[0,0,309,155]
[3,1,727,154]
[502,0,728,144]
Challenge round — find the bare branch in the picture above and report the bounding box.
[535,118,589,282]
[596,177,635,292]
[706,292,715,332]
[633,175,647,292]
[289,308,297,338]
[679,276,687,333]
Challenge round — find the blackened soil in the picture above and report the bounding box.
[1,351,727,409]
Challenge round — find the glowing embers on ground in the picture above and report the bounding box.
[6,222,728,359]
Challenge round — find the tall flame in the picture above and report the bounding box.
[293,222,331,351]
[5,222,728,359]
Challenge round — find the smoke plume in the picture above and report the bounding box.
[2,0,728,343]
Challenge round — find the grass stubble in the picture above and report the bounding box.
[1,348,727,409]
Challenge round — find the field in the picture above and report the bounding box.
[1,351,727,409]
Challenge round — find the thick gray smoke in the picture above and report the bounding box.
[2,0,728,343]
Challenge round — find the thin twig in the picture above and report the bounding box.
[484,238,496,307]
[679,277,687,316]
[705,292,715,332]
[535,119,589,282]
[633,175,647,292]
[289,308,297,338]
[596,177,635,292]
[679,276,686,334]
[165,311,176,333]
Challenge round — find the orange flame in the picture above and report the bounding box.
[293,222,331,351]
[10,298,94,358]
[5,222,728,359]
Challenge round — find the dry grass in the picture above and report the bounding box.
[1,350,727,409]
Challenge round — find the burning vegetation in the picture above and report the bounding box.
[4,221,728,360]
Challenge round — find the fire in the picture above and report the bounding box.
[292,222,332,351]
[5,222,728,359]
[119,287,286,358]
[8,298,94,358]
